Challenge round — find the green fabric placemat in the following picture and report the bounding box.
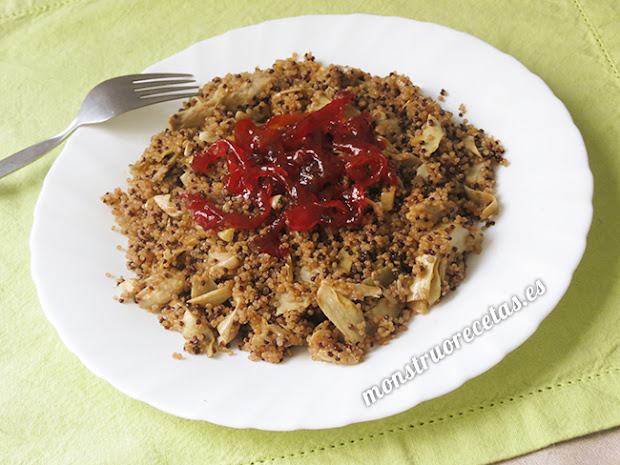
[1,1,618,464]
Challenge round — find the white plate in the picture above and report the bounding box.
[31,14,592,431]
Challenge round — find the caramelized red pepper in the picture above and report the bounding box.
[186,91,397,256]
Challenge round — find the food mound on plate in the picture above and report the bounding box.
[102,53,506,364]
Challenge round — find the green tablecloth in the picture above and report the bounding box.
[1,1,618,464]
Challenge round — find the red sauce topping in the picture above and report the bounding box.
[185,91,398,256]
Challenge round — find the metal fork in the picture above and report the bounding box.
[0,73,200,179]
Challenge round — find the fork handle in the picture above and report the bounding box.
[0,120,79,179]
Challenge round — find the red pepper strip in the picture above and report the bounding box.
[219,186,272,229]
[190,139,235,174]
[184,185,272,231]
[254,215,288,258]
[185,193,226,229]
[280,91,353,149]
[335,141,398,188]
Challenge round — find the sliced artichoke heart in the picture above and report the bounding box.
[153,148,174,163]
[465,186,498,220]
[407,254,436,302]
[137,275,185,309]
[221,75,274,110]
[316,283,366,343]
[217,308,240,345]
[375,266,397,287]
[419,114,445,155]
[312,92,333,110]
[465,162,486,185]
[188,282,233,306]
[369,297,402,320]
[209,250,241,275]
[152,152,178,181]
[297,267,321,283]
[170,101,215,131]
[464,136,482,158]
[428,258,446,305]
[152,194,182,218]
[336,248,353,273]
[416,163,431,180]
[118,278,139,298]
[445,223,471,254]
[307,326,336,363]
[380,186,396,212]
[217,228,235,242]
[182,309,216,356]
[179,171,192,188]
[276,291,311,316]
[347,283,383,300]
[198,129,219,143]
[190,277,217,298]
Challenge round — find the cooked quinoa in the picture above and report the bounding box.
[102,53,505,364]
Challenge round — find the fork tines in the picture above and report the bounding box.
[131,73,200,100]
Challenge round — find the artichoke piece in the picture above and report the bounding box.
[271,86,304,99]
[153,148,174,163]
[270,194,283,210]
[416,163,431,180]
[265,322,291,340]
[335,280,382,299]
[307,324,336,363]
[221,75,274,110]
[414,114,445,155]
[407,254,436,302]
[180,170,192,188]
[361,265,395,288]
[464,136,482,158]
[375,266,397,288]
[407,223,475,305]
[282,256,294,282]
[276,291,311,316]
[389,149,422,170]
[312,92,333,110]
[380,186,396,212]
[407,190,456,228]
[183,140,194,156]
[444,223,472,253]
[336,248,353,273]
[152,152,178,182]
[152,194,182,218]
[217,308,240,345]
[198,129,219,144]
[170,102,215,131]
[428,258,446,305]
[187,282,233,306]
[209,250,241,276]
[217,228,235,242]
[465,162,486,185]
[182,309,216,356]
[369,297,402,320]
[118,278,139,299]
[137,274,186,310]
[190,277,217,298]
[297,267,321,283]
[316,283,366,343]
[465,186,498,219]
[375,117,403,142]
[345,283,382,300]
[409,300,429,315]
